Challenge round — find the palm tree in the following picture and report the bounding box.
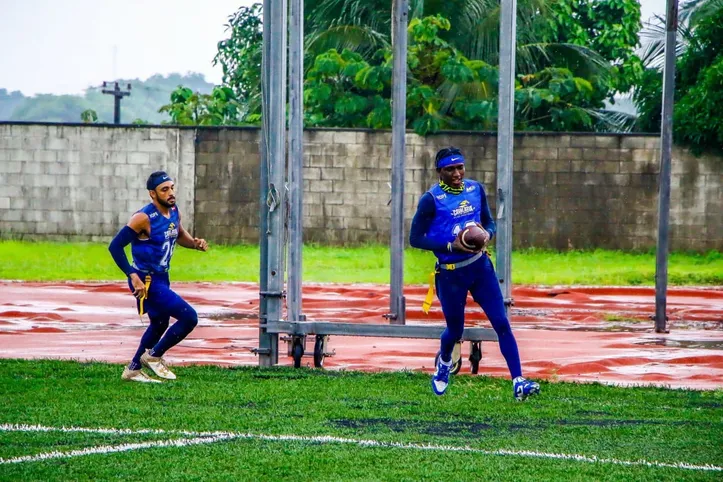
[639,0,722,69]
[305,0,607,78]
[305,0,641,130]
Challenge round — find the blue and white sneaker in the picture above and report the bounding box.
[432,358,452,396]
[512,377,540,402]
[513,377,540,401]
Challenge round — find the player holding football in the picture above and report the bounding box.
[409,146,540,399]
[108,171,208,383]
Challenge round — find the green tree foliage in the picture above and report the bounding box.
[3,73,213,123]
[304,0,638,98]
[542,0,644,96]
[80,109,98,123]
[634,1,723,152]
[159,86,243,126]
[169,1,641,134]
[304,15,599,134]
[213,3,263,120]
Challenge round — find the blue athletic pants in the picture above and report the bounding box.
[435,254,522,379]
[127,272,198,370]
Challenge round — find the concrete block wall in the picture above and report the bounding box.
[193,128,260,243]
[1,123,721,251]
[0,124,196,241]
[192,128,722,251]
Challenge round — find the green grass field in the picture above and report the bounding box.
[0,241,721,285]
[1,242,721,479]
[0,360,721,480]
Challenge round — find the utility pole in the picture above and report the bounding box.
[654,0,679,334]
[101,82,131,124]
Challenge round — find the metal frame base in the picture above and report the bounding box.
[263,321,497,341]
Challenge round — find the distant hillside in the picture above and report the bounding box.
[0,73,214,124]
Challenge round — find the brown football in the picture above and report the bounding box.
[458,225,488,250]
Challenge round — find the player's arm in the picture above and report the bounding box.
[478,184,496,241]
[108,213,149,298]
[176,215,208,251]
[408,193,452,252]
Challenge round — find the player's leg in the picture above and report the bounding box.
[148,289,198,357]
[436,270,468,361]
[129,314,170,370]
[471,255,540,400]
[431,270,468,395]
[122,279,169,383]
[137,281,197,380]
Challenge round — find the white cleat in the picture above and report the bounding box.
[121,367,162,383]
[140,350,177,380]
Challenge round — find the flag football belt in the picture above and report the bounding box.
[438,250,486,271]
[138,274,152,318]
[422,251,486,314]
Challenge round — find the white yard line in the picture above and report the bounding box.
[0,434,238,465]
[0,423,720,472]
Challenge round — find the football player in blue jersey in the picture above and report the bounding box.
[108,171,208,383]
[410,147,540,400]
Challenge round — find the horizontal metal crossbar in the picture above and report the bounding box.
[262,321,498,341]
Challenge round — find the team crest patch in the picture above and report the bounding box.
[165,222,179,239]
[451,200,475,217]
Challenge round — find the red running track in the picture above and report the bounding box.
[0,281,721,389]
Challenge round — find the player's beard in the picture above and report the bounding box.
[158,197,176,208]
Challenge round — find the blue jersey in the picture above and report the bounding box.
[131,203,180,274]
[426,180,485,264]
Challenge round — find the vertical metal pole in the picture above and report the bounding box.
[655,0,678,334]
[389,0,408,325]
[259,0,271,366]
[287,0,304,323]
[495,0,517,315]
[259,0,287,366]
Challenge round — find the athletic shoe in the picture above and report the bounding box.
[432,358,452,396]
[513,377,540,401]
[121,367,162,383]
[140,350,177,380]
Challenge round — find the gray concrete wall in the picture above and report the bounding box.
[193,128,722,251]
[1,123,721,251]
[0,124,195,241]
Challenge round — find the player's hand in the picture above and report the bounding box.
[451,236,479,254]
[475,223,491,245]
[129,273,146,299]
[194,238,208,252]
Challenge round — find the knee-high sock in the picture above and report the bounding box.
[129,316,169,370]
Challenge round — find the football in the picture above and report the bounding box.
[458,224,488,250]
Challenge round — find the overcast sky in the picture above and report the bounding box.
[0,0,668,96]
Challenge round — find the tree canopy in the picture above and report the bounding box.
[165,1,643,134]
[634,0,723,152]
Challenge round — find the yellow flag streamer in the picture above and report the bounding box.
[422,271,435,314]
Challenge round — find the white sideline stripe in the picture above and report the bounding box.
[0,434,238,465]
[0,423,720,472]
